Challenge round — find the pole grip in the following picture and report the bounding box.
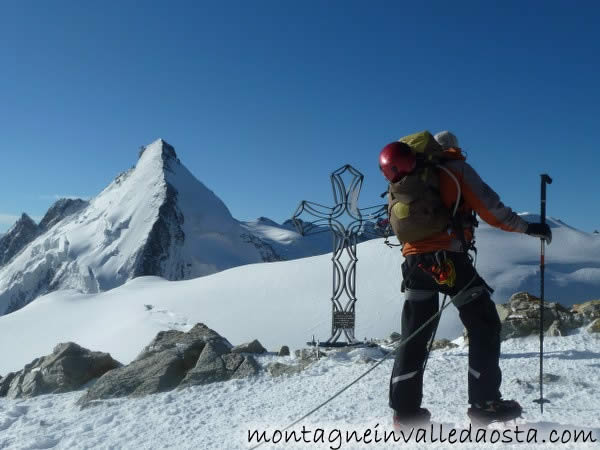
[540,174,552,225]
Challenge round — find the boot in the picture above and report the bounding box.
[393,408,431,431]
[467,399,522,426]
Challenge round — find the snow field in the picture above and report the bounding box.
[1,331,598,449]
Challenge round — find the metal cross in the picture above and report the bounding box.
[291,165,388,346]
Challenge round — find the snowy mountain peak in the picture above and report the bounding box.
[0,139,296,315]
[138,138,178,166]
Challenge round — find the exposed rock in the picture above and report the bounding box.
[277,346,290,356]
[133,181,184,278]
[39,198,88,232]
[295,348,326,361]
[240,233,283,262]
[546,320,563,337]
[78,350,187,406]
[430,339,458,351]
[178,342,232,387]
[498,292,580,340]
[588,318,600,333]
[461,294,600,343]
[572,300,600,321]
[266,362,308,377]
[179,349,259,388]
[4,342,120,399]
[462,330,469,346]
[230,354,261,379]
[389,332,402,342]
[495,303,511,322]
[0,372,17,397]
[0,213,39,267]
[137,323,231,361]
[78,323,260,406]
[231,339,266,354]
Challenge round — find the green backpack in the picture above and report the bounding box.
[387,131,452,243]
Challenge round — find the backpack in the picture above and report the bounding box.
[386,131,452,243]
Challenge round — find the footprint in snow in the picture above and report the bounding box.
[97,414,115,425]
[7,404,29,417]
[0,416,18,431]
[21,436,60,450]
[148,308,190,331]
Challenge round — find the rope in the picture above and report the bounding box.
[248,296,456,450]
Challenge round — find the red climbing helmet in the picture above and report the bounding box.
[378,141,416,183]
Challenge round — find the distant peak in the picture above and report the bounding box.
[256,217,279,227]
[18,213,36,225]
[5,213,38,235]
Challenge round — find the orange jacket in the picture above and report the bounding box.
[402,148,529,256]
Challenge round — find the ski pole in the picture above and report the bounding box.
[533,173,552,413]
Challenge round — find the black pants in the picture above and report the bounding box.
[389,251,502,413]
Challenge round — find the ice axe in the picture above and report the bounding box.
[533,173,552,413]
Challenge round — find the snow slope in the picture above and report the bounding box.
[240,217,336,261]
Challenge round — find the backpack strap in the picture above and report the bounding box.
[436,164,480,261]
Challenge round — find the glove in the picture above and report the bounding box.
[525,222,552,244]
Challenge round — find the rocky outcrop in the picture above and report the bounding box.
[266,361,308,377]
[239,233,283,262]
[136,323,232,361]
[571,300,600,322]
[0,214,39,267]
[588,318,600,333]
[78,324,260,407]
[39,198,88,232]
[231,339,267,354]
[430,339,458,351]
[464,293,600,342]
[0,372,17,397]
[277,346,290,356]
[294,348,326,361]
[389,332,402,343]
[179,347,260,388]
[133,181,185,278]
[504,292,576,337]
[0,199,87,271]
[0,342,120,399]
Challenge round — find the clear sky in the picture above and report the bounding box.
[2,1,599,233]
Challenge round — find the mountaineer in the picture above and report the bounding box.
[378,130,551,427]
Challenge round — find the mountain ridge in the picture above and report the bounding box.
[0,139,333,315]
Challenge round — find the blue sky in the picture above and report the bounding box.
[2,1,599,233]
